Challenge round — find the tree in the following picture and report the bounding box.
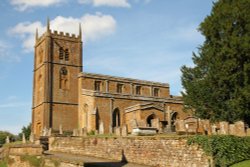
[0,131,15,147]
[181,0,250,124]
[18,123,31,140]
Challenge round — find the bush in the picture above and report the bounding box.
[187,135,250,167]
[0,131,16,147]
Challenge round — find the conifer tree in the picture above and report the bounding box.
[181,0,250,124]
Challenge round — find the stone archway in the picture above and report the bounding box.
[146,114,156,127]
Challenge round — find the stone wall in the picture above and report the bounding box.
[49,136,211,167]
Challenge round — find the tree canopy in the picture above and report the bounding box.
[181,0,250,124]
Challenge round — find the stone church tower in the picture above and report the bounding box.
[32,19,82,136]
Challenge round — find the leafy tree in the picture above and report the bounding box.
[0,131,15,147]
[181,0,250,124]
[18,123,31,140]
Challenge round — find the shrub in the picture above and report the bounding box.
[187,135,250,167]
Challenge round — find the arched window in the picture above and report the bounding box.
[112,108,120,128]
[136,85,141,95]
[59,67,69,89]
[146,114,156,127]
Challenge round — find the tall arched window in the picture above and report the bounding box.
[112,108,120,127]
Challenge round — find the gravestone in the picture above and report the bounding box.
[247,128,250,136]
[151,118,160,129]
[73,129,78,136]
[22,133,26,144]
[82,127,87,136]
[29,132,34,143]
[202,120,212,135]
[5,136,10,144]
[219,122,229,135]
[235,121,246,136]
[122,125,128,137]
[115,127,121,136]
[48,128,52,136]
[229,124,236,136]
[99,121,104,135]
[184,117,198,134]
[59,124,63,135]
[175,120,186,134]
[211,124,218,135]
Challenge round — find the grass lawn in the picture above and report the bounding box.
[0,161,7,167]
[230,160,250,167]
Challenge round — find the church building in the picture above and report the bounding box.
[32,20,189,136]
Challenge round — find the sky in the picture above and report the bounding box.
[0,0,214,134]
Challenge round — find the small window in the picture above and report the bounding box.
[60,67,67,75]
[135,86,141,95]
[65,49,69,61]
[95,81,101,91]
[59,47,64,59]
[117,84,123,93]
[154,88,159,97]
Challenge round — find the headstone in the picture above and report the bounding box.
[59,124,63,135]
[211,124,217,135]
[219,121,229,135]
[83,127,87,136]
[202,120,212,135]
[22,133,26,144]
[247,128,250,136]
[122,125,128,137]
[115,127,121,136]
[184,117,198,134]
[29,132,34,143]
[151,118,160,129]
[99,121,104,135]
[5,136,10,144]
[235,121,246,136]
[73,129,78,136]
[79,128,83,136]
[175,120,186,134]
[229,124,236,136]
[48,128,52,136]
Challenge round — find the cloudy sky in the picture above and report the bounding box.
[0,0,213,134]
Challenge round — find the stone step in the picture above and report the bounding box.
[44,151,152,167]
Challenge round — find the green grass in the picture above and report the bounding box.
[231,160,250,167]
[0,160,7,167]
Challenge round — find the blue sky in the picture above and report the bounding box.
[0,0,214,134]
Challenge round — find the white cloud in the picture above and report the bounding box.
[78,0,130,7]
[10,0,65,11]
[0,40,20,62]
[9,13,116,52]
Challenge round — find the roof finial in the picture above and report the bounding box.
[47,17,50,32]
[79,22,82,39]
[35,28,38,40]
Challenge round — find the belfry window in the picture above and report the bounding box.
[59,47,69,61]
[65,49,69,61]
[59,47,64,59]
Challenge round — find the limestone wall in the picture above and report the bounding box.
[49,136,211,167]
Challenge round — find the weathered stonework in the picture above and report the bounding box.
[32,22,188,137]
[49,137,211,167]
